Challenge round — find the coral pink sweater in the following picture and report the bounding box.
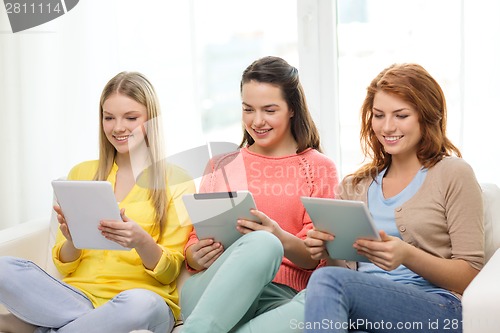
[185,147,338,291]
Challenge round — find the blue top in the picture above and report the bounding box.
[358,167,455,298]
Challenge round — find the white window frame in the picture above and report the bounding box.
[297,0,341,169]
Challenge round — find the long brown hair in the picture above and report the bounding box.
[95,71,168,229]
[351,63,461,185]
[239,56,321,153]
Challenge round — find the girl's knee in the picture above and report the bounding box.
[239,231,284,257]
[0,256,17,275]
[308,267,355,293]
[115,289,166,311]
[113,289,172,328]
[0,256,24,290]
[233,231,284,274]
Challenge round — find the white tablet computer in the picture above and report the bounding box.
[301,197,381,262]
[182,191,258,249]
[51,180,128,251]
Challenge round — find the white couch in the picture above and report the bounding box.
[1,184,499,332]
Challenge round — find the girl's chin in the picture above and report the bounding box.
[114,148,130,155]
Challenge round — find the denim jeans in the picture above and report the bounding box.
[0,256,174,333]
[304,267,462,333]
[181,231,305,333]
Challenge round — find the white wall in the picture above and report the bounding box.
[462,0,500,184]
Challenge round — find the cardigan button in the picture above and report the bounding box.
[395,207,402,212]
[399,226,406,232]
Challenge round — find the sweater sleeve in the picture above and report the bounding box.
[439,158,484,270]
[182,158,216,272]
[145,169,195,284]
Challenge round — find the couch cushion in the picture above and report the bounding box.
[0,219,49,265]
[481,183,500,262]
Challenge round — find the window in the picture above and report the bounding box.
[336,0,463,177]
[299,0,500,186]
[191,0,299,144]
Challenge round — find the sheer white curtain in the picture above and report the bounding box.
[0,0,299,230]
[0,0,203,229]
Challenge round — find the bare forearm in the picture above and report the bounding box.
[59,241,82,263]
[278,230,320,270]
[135,237,163,271]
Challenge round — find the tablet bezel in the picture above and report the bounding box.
[301,197,381,262]
[51,180,128,251]
[182,190,258,249]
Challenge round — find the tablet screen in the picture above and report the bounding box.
[51,180,128,251]
[183,191,258,248]
[301,197,380,262]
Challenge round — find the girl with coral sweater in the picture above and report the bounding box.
[180,56,338,333]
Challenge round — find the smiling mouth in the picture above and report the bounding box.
[384,135,403,142]
[113,135,131,142]
[253,128,272,134]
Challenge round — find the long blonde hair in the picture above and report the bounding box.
[95,71,168,229]
[351,63,461,186]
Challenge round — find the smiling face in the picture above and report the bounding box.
[371,91,422,160]
[241,80,296,156]
[102,93,149,157]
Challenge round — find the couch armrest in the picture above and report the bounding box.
[462,248,500,333]
[0,218,50,268]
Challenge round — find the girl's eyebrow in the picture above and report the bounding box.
[102,110,143,115]
[242,102,280,108]
[372,107,410,113]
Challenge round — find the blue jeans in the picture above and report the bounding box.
[304,267,462,333]
[0,256,174,333]
[181,231,305,333]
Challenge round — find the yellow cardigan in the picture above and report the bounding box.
[52,160,194,320]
